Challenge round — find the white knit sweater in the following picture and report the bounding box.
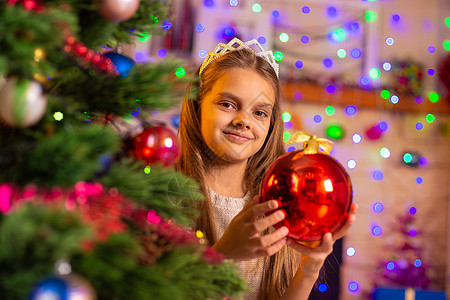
[208,188,265,300]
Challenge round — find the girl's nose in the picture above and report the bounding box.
[232,112,251,129]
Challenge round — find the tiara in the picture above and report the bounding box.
[199,38,279,81]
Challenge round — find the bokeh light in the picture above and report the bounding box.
[195,24,205,33]
[352,134,362,144]
[345,106,357,116]
[426,114,435,123]
[347,159,356,169]
[323,58,333,68]
[351,48,362,58]
[325,106,335,116]
[372,170,384,181]
[410,207,417,214]
[326,124,345,140]
[373,202,384,213]
[272,10,280,18]
[390,95,399,104]
[392,14,400,22]
[348,281,359,292]
[295,60,304,69]
[386,37,394,46]
[175,67,186,77]
[382,62,392,71]
[337,49,347,58]
[416,122,423,130]
[53,112,63,121]
[428,46,435,53]
[274,51,283,61]
[429,92,439,102]
[381,90,390,99]
[347,247,356,256]
[318,284,328,292]
[302,6,310,14]
[369,68,380,79]
[427,68,435,76]
[371,225,382,236]
[416,176,423,184]
[365,11,377,22]
[301,35,309,44]
[252,3,262,13]
[282,112,291,122]
[313,114,322,123]
[279,33,289,42]
[326,84,336,93]
[258,36,266,44]
[380,147,391,158]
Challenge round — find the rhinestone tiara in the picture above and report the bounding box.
[199,37,279,81]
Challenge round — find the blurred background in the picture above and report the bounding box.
[128,0,450,299]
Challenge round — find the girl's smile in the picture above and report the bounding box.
[200,67,275,163]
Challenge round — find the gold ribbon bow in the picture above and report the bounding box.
[287,131,334,155]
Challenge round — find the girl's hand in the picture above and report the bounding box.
[286,203,358,277]
[212,196,289,262]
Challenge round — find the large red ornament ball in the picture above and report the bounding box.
[132,125,179,166]
[260,151,352,242]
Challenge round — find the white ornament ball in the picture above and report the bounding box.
[0,77,48,127]
[98,0,141,22]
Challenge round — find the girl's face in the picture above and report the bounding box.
[200,68,276,164]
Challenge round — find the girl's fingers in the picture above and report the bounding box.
[242,198,280,221]
[256,237,287,257]
[249,209,286,234]
[287,232,333,256]
[253,226,289,248]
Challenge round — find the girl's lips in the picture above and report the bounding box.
[222,131,252,142]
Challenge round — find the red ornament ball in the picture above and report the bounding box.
[260,151,352,242]
[132,125,179,166]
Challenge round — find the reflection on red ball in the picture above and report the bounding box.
[260,151,352,242]
[132,125,179,166]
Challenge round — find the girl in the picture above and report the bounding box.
[176,38,357,300]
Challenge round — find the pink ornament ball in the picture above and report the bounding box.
[98,0,141,22]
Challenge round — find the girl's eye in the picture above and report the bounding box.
[254,110,268,118]
[219,102,234,109]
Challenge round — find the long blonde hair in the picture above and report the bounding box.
[176,48,299,299]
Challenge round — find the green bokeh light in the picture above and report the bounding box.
[403,153,412,163]
[175,67,186,77]
[283,131,291,143]
[333,29,346,42]
[429,92,439,102]
[369,68,380,79]
[381,90,390,99]
[445,17,450,28]
[365,11,377,22]
[274,51,284,61]
[326,124,344,140]
[337,49,346,58]
[325,106,335,116]
[252,3,262,13]
[53,112,63,121]
[426,114,435,123]
[138,33,150,42]
[444,40,450,51]
[144,166,151,174]
[279,33,289,42]
[282,112,291,122]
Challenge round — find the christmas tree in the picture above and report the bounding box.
[373,206,430,290]
[0,1,245,299]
